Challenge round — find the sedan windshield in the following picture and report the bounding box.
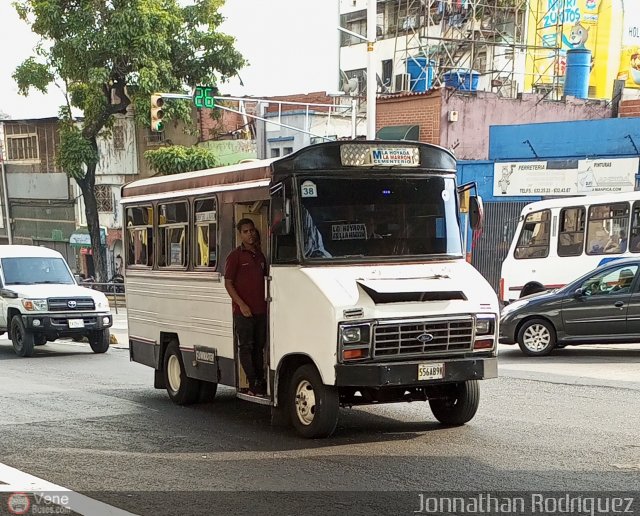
[299,176,462,260]
[1,257,75,285]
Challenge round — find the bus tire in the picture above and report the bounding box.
[11,316,35,358]
[199,381,218,402]
[429,380,480,426]
[163,341,200,405]
[520,282,545,298]
[517,318,556,356]
[289,364,339,438]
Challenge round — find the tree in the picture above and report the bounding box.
[12,0,245,281]
[145,145,218,175]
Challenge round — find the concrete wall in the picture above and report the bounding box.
[440,92,613,160]
[96,115,137,177]
[136,118,198,178]
[7,173,70,200]
[489,117,640,161]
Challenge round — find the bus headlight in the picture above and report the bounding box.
[475,318,493,335]
[338,323,372,361]
[474,316,496,351]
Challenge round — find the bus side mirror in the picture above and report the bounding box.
[271,198,291,236]
[469,195,484,231]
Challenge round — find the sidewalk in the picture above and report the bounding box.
[110,308,129,348]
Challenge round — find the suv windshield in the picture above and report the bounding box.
[299,176,462,260]
[1,257,75,285]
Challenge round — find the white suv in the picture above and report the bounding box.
[0,245,112,357]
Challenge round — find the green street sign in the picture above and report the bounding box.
[193,86,216,109]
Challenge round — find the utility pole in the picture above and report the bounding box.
[366,0,377,140]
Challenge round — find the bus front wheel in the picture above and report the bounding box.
[429,380,480,425]
[163,341,200,405]
[289,364,339,438]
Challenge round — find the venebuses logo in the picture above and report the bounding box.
[7,492,31,515]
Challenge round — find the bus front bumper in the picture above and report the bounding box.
[334,357,497,387]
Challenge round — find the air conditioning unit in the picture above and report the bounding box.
[394,73,411,92]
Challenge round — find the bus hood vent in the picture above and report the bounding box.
[343,307,364,319]
[357,281,467,304]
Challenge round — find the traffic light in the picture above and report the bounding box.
[150,94,165,132]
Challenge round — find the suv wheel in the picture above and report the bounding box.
[89,329,110,353]
[11,316,35,357]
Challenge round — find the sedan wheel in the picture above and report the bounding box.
[517,318,556,356]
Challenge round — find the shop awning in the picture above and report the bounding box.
[69,227,107,247]
[376,125,420,141]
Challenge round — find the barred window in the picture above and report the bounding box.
[194,197,217,269]
[113,125,125,150]
[158,202,188,268]
[126,206,154,267]
[95,185,113,212]
[6,134,39,161]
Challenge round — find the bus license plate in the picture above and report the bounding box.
[68,319,84,329]
[418,363,444,381]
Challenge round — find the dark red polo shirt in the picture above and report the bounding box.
[224,245,268,315]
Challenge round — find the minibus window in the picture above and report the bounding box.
[514,210,550,259]
[557,207,585,257]
[194,198,218,269]
[126,206,153,267]
[297,176,462,259]
[586,203,629,255]
[158,202,188,267]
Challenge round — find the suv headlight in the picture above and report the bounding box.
[338,323,372,361]
[22,299,48,311]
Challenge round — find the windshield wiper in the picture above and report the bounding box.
[39,280,70,284]
[6,281,35,285]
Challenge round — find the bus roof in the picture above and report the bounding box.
[520,191,640,214]
[121,158,277,199]
[121,140,457,200]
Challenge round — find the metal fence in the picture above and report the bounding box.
[79,281,125,314]
[471,201,528,293]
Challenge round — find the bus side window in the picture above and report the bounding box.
[514,210,550,259]
[630,202,640,253]
[586,202,629,256]
[558,207,585,257]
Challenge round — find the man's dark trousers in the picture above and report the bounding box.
[234,314,266,390]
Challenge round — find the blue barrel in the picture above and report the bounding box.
[406,56,434,92]
[443,69,480,91]
[564,49,591,99]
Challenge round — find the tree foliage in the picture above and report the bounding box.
[145,145,217,175]
[13,0,245,280]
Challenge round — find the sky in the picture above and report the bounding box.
[0,0,340,119]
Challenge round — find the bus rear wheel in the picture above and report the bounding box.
[288,364,339,438]
[163,341,200,405]
[429,380,480,426]
[520,282,545,298]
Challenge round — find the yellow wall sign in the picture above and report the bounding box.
[525,0,639,100]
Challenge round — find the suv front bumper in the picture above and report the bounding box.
[22,312,112,335]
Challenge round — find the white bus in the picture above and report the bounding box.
[501,191,640,303]
[121,140,498,438]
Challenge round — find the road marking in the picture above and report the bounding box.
[0,462,136,515]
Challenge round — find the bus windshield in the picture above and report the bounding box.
[299,176,462,260]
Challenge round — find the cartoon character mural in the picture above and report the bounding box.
[569,22,589,49]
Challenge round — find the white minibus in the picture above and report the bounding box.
[121,140,498,438]
[501,191,640,303]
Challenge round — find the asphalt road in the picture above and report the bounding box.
[1,332,639,515]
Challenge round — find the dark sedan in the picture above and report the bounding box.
[500,257,640,356]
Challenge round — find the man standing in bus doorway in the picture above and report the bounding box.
[224,218,268,396]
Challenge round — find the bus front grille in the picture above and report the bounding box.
[373,317,474,358]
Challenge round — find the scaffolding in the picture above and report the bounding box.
[387,0,566,99]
